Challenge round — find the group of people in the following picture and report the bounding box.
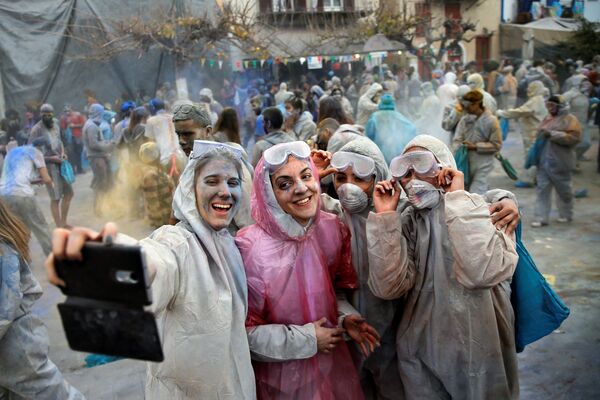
[0,53,598,400]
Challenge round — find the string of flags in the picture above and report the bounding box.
[198,50,407,71]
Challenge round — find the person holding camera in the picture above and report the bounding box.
[45,141,256,399]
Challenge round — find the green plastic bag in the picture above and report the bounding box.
[495,153,519,181]
[453,144,470,187]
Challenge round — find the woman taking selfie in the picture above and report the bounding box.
[45,141,256,399]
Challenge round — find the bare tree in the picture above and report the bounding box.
[318,0,484,69]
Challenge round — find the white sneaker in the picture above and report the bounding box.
[557,217,572,223]
[531,221,548,228]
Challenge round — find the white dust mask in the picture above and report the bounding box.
[404,179,442,210]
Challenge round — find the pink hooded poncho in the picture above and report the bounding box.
[235,157,363,400]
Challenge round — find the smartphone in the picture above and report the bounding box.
[55,242,164,362]
[55,242,152,306]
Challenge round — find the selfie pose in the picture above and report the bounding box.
[316,136,520,399]
[367,135,520,399]
[236,141,379,399]
[46,141,256,399]
[0,200,84,399]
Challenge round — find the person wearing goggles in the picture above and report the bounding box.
[45,140,256,399]
[367,135,520,400]
[236,140,380,399]
[452,90,503,194]
[313,137,405,399]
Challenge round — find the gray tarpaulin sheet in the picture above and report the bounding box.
[0,0,187,114]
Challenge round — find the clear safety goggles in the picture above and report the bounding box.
[330,151,376,179]
[390,151,442,179]
[263,141,311,171]
[190,140,243,160]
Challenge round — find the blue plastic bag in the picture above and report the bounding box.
[60,160,76,184]
[511,223,570,352]
[525,137,547,169]
[453,144,470,187]
[500,117,509,141]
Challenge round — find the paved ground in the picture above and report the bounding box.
[23,126,600,399]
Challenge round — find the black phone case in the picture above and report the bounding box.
[58,298,164,362]
[55,242,163,362]
[55,242,152,306]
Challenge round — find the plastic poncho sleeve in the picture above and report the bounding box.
[246,323,318,362]
[498,100,536,119]
[444,191,518,290]
[0,252,23,341]
[366,211,416,300]
[243,246,319,362]
[547,115,581,146]
[483,188,519,206]
[115,228,182,314]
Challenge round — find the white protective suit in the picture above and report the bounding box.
[366,135,519,400]
[357,83,383,126]
[275,83,293,106]
[292,110,317,142]
[0,243,84,399]
[562,78,592,159]
[467,73,498,113]
[117,151,256,399]
[441,85,470,138]
[497,81,548,183]
[414,82,449,145]
[535,103,582,224]
[320,138,405,400]
[453,109,503,194]
[436,72,458,111]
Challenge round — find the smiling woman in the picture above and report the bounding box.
[235,141,379,400]
[44,140,256,399]
[194,158,242,231]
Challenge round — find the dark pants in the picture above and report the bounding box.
[69,136,84,173]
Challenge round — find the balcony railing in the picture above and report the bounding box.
[258,0,372,27]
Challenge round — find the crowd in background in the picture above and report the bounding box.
[0,51,598,399]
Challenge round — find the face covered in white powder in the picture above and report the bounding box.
[194,158,242,230]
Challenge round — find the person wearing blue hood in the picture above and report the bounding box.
[365,94,417,164]
[83,104,115,214]
[113,100,136,146]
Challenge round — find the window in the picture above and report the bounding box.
[444,2,462,38]
[272,0,294,12]
[323,0,343,12]
[415,2,432,37]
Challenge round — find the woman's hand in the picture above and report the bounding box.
[437,167,465,193]
[489,199,520,235]
[310,150,337,178]
[313,317,344,354]
[45,222,119,287]
[373,179,401,213]
[343,315,381,357]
